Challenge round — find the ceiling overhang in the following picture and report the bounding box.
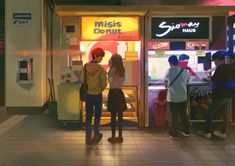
[149,6,235,16]
[56,5,148,16]
[56,5,235,17]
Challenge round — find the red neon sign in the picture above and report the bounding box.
[186,41,209,50]
[148,41,170,50]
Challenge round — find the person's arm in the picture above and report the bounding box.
[100,67,107,91]
[80,71,84,83]
[203,77,212,82]
[164,69,169,89]
[188,67,196,76]
[185,69,190,84]
[211,65,223,82]
[108,68,114,84]
[205,66,216,75]
[80,64,86,83]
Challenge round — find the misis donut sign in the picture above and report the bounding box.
[151,16,210,40]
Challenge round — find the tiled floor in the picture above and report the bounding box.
[0,114,235,166]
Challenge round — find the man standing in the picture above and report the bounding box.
[226,51,235,125]
[178,53,196,76]
[82,48,107,145]
[164,55,190,139]
[199,51,235,139]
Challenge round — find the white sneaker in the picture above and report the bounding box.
[213,131,227,138]
[198,130,212,139]
[181,131,190,137]
[43,109,51,115]
[169,132,179,139]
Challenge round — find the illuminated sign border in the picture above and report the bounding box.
[81,16,140,41]
[150,16,212,41]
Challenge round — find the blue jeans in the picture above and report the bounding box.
[85,93,102,141]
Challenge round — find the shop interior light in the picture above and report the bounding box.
[80,43,85,52]
[198,0,235,6]
[229,11,235,16]
[18,50,29,56]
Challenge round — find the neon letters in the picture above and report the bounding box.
[94,20,122,34]
[156,21,200,37]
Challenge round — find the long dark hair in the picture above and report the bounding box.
[109,54,125,77]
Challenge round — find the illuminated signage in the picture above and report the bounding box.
[13,13,32,25]
[186,41,209,50]
[81,17,139,41]
[151,17,211,40]
[148,41,170,50]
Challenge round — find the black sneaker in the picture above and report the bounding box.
[169,132,179,139]
[108,137,116,144]
[93,133,103,144]
[85,139,93,145]
[116,137,123,143]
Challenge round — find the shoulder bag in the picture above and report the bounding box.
[80,64,88,101]
[158,68,184,101]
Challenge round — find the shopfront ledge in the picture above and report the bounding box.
[56,5,148,16]
[56,5,235,17]
[149,6,235,16]
[5,106,42,114]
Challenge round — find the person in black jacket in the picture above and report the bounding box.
[199,51,235,139]
[226,51,235,124]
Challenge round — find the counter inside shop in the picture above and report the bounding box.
[148,79,215,126]
[148,79,232,125]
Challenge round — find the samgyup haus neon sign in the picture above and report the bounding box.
[151,17,210,40]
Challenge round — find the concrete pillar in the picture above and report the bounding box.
[5,0,47,113]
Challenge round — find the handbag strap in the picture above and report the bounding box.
[83,64,87,84]
[167,68,184,89]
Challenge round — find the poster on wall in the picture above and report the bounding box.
[151,16,211,40]
[81,16,139,41]
[188,84,213,120]
[60,67,71,84]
